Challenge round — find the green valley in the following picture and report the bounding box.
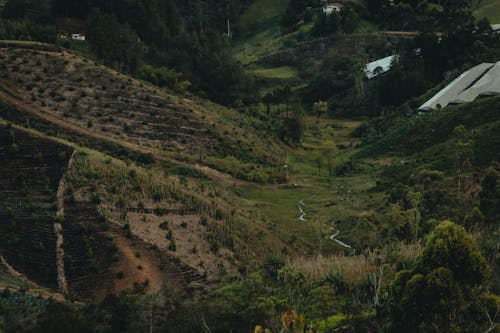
[0,0,499,332]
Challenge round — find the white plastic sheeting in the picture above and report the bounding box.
[364,55,398,79]
[456,61,500,102]
[418,63,494,111]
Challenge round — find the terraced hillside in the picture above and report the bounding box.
[0,43,286,183]
[0,123,287,300]
[0,125,73,289]
[63,150,254,283]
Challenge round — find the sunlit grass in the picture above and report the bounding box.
[474,0,500,23]
[239,117,385,250]
[252,66,298,79]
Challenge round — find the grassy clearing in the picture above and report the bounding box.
[237,0,289,34]
[233,23,313,65]
[239,117,385,251]
[474,0,500,23]
[252,66,299,79]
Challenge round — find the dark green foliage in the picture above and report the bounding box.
[325,271,348,294]
[312,12,341,37]
[363,0,474,33]
[86,9,144,73]
[479,165,500,224]
[0,290,49,332]
[263,253,284,279]
[417,221,490,285]
[312,4,361,37]
[137,65,190,93]
[280,103,305,143]
[385,221,491,332]
[0,18,56,42]
[281,0,318,29]
[33,302,93,333]
[0,0,256,106]
[356,96,500,165]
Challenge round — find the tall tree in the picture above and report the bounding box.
[453,125,474,199]
[386,221,491,333]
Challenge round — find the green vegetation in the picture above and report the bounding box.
[0,0,499,332]
[252,66,298,79]
[0,0,256,106]
[474,0,500,23]
[237,0,290,34]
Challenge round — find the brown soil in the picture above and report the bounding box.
[0,79,241,186]
[109,234,164,294]
[127,211,238,280]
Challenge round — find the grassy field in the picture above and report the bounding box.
[233,0,316,65]
[239,117,385,252]
[233,22,313,65]
[237,0,289,34]
[252,66,299,79]
[474,0,500,23]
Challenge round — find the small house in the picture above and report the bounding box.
[71,34,86,41]
[323,3,343,15]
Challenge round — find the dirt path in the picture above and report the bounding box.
[0,81,243,186]
[54,151,75,296]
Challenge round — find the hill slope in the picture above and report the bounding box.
[0,122,292,300]
[0,42,286,183]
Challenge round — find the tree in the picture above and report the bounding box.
[386,221,491,332]
[313,101,328,120]
[226,156,240,187]
[86,9,144,73]
[407,190,421,242]
[321,140,337,177]
[453,125,474,199]
[340,5,361,34]
[314,150,325,176]
[282,104,305,143]
[479,166,500,223]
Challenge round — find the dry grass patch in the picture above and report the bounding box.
[287,242,422,282]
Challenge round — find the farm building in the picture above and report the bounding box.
[323,3,343,15]
[364,55,398,79]
[71,33,86,41]
[418,62,500,111]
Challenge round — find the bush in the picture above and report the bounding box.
[137,65,191,94]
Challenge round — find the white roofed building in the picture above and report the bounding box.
[418,62,500,111]
[364,55,398,79]
[455,62,500,102]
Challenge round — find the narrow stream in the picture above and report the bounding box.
[298,199,307,221]
[329,224,352,249]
